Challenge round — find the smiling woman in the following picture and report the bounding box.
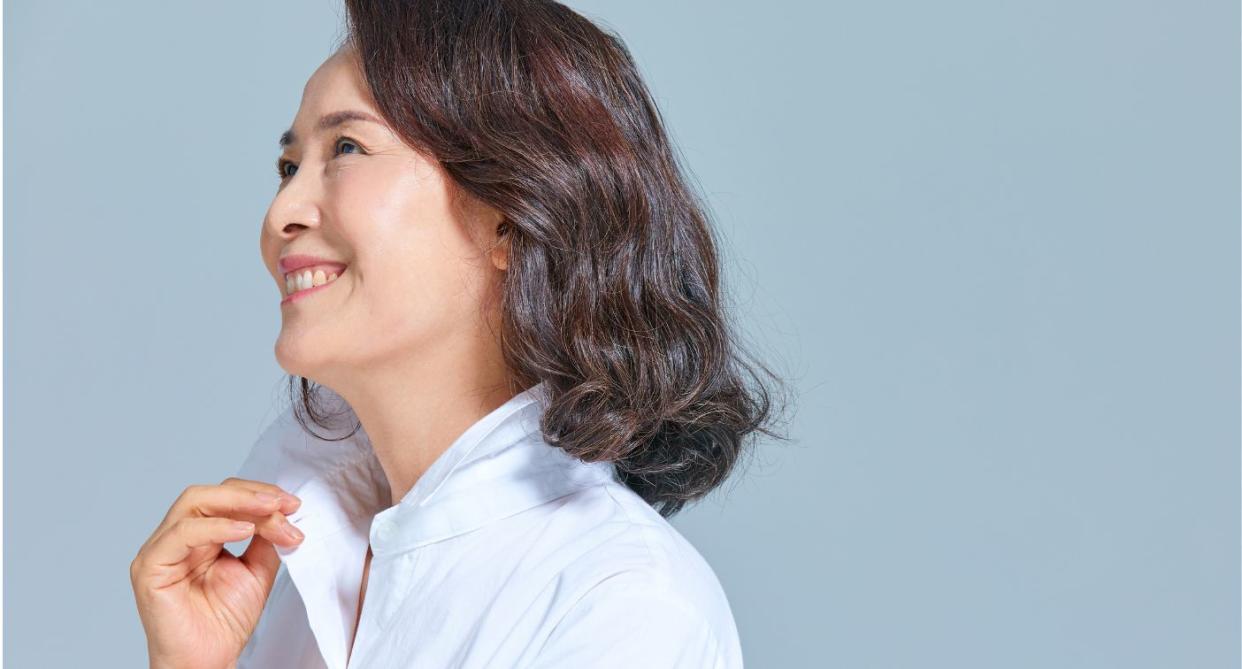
[129,1,791,668]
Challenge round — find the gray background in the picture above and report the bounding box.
[6,0,1238,666]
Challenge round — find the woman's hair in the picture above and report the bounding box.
[289,0,794,518]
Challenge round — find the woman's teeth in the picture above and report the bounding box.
[284,269,340,296]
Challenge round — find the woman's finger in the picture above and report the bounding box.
[218,476,295,499]
[156,481,301,534]
[218,477,303,516]
[144,508,307,571]
[184,484,300,520]
[252,508,307,547]
[144,516,260,568]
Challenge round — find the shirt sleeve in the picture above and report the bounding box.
[527,574,731,669]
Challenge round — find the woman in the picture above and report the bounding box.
[130,1,788,667]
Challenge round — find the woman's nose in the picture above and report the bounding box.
[264,175,322,240]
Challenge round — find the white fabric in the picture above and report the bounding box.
[234,381,744,668]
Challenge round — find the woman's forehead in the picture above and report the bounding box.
[285,64,379,140]
[303,51,366,103]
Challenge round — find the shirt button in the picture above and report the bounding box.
[374,519,393,544]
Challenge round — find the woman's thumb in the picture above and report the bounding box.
[239,534,282,590]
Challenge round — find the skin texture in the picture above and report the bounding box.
[132,45,516,667]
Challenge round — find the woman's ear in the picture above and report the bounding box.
[490,219,511,271]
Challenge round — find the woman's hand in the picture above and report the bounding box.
[130,477,306,669]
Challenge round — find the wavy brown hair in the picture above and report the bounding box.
[289,0,794,518]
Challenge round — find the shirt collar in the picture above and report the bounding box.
[236,380,617,668]
[363,380,617,554]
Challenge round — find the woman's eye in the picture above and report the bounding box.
[275,137,363,182]
[336,137,362,155]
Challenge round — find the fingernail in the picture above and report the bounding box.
[284,520,304,540]
[255,491,280,503]
[233,521,255,532]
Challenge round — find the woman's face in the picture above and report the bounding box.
[260,46,508,386]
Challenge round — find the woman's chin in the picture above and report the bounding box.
[274,335,337,381]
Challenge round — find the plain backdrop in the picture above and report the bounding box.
[5,1,1238,666]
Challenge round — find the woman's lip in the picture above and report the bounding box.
[281,267,346,306]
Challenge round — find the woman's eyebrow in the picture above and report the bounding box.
[279,110,384,148]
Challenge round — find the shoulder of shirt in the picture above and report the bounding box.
[542,481,713,580]
[531,478,743,654]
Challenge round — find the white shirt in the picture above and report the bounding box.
[234,381,744,668]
